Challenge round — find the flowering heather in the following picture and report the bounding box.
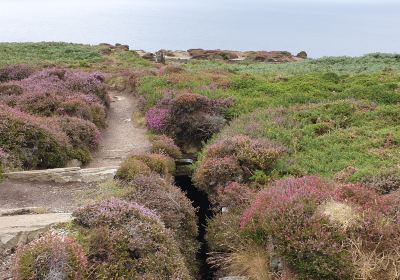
[73,198,191,279]
[14,232,88,280]
[73,197,161,228]
[58,117,101,150]
[0,104,70,168]
[0,64,34,82]
[205,135,285,170]
[145,106,170,132]
[193,156,244,198]
[240,176,333,228]
[0,66,109,169]
[150,134,182,159]
[123,173,199,276]
[217,182,255,210]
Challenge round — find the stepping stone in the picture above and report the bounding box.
[0,213,71,250]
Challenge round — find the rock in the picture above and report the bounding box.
[115,44,130,51]
[0,213,71,250]
[296,51,308,59]
[4,167,119,183]
[245,51,295,63]
[187,49,239,60]
[155,51,166,64]
[142,52,155,60]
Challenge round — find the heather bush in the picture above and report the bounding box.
[0,64,34,82]
[115,157,151,181]
[129,153,176,176]
[217,182,255,210]
[194,135,285,199]
[150,134,182,159]
[145,92,231,150]
[193,156,244,199]
[14,232,88,280]
[73,198,191,279]
[205,135,285,171]
[0,104,70,169]
[239,177,400,280]
[361,167,400,194]
[0,83,24,95]
[145,106,170,133]
[241,176,352,280]
[58,117,101,151]
[121,173,199,276]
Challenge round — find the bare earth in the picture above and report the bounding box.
[0,93,149,278]
[87,92,150,168]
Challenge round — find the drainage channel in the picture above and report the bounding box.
[175,175,214,280]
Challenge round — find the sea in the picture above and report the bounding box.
[0,0,399,58]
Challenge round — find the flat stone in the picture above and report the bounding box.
[0,213,71,249]
[3,167,118,184]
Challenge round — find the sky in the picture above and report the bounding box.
[0,0,399,57]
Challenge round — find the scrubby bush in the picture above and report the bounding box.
[0,66,109,170]
[0,104,70,169]
[129,153,176,176]
[239,177,400,280]
[217,182,255,210]
[194,135,285,199]
[194,156,243,199]
[145,106,170,133]
[121,173,199,276]
[115,157,151,181]
[361,167,400,194]
[14,232,88,280]
[0,64,34,82]
[205,135,285,171]
[73,198,191,279]
[241,177,351,280]
[145,92,232,150]
[58,117,101,151]
[150,134,182,159]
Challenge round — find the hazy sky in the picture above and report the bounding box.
[0,0,399,57]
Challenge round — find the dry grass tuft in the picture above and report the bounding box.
[321,200,360,230]
[210,243,272,280]
[350,239,400,280]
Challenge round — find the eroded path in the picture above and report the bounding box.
[0,92,150,276]
[87,92,150,168]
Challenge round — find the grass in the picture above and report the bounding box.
[136,54,400,182]
[184,53,400,75]
[0,42,152,71]
[0,42,104,67]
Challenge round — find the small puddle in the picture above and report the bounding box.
[175,175,214,280]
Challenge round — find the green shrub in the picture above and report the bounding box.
[131,153,176,176]
[115,157,151,181]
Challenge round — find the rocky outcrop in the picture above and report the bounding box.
[187,49,239,60]
[137,49,307,63]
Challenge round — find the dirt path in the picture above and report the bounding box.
[0,92,150,212]
[0,91,150,279]
[87,92,150,168]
